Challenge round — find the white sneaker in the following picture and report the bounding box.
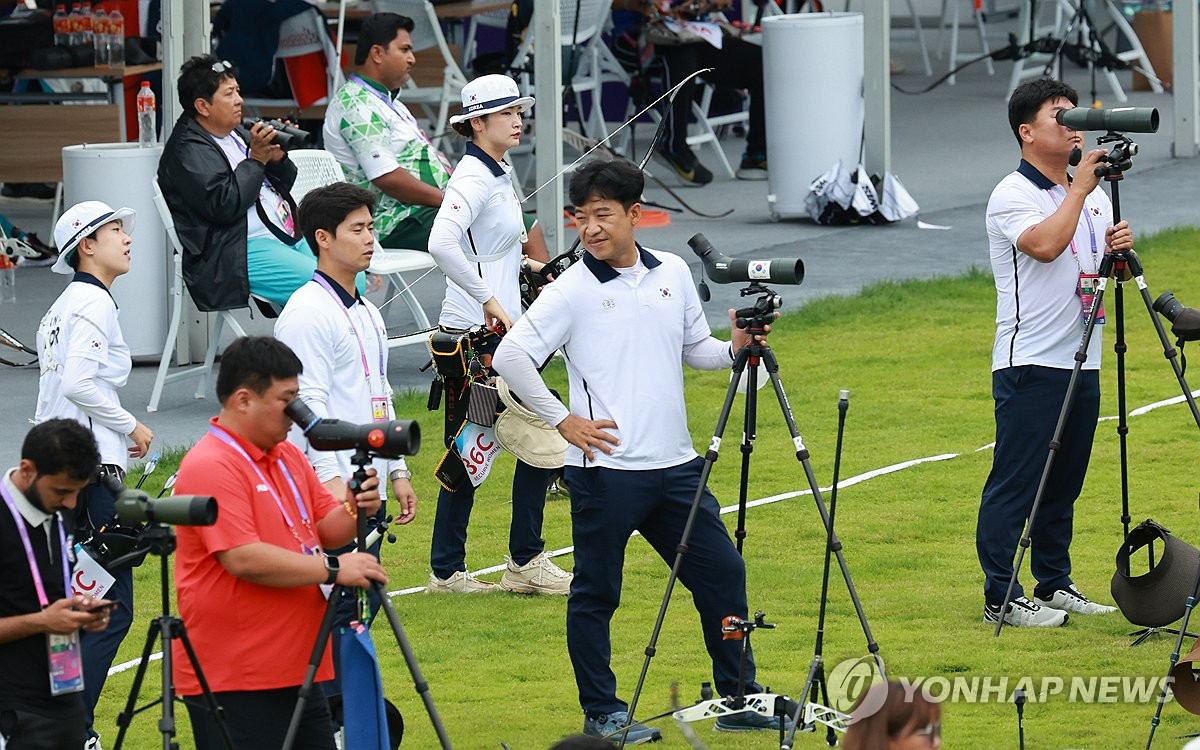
[500,552,572,595]
[427,570,497,593]
[1035,586,1118,615]
[984,596,1069,627]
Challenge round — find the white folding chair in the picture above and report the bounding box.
[243,7,345,114]
[372,0,469,149]
[288,148,436,340]
[939,0,994,84]
[147,177,249,413]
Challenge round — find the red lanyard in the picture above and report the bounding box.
[1,475,70,608]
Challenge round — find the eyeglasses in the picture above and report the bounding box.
[211,60,233,73]
[913,722,942,742]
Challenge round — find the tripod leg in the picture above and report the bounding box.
[733,355,759,555]
[281,587,342,750]
[174,620,235,750]
[1113,276,1133,539]
[372,581,453,749]
[624,346,753,739]
[763,350,884,676]
[1146,552,1200,749]
[113,619,163,750]
[995,257,1113,637]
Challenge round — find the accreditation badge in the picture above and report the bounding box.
[47,630,84,695]
[371,396,389,422]
[1079,273,1105,325]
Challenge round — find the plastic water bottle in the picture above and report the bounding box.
[79,2,94,46]
[68,3,82,45]
[53,4,69,46]
[137,82,156,147]
[0,256,16,303]
[108,9,124,68]
[92,7,108,66]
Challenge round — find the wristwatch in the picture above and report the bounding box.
[323,554,340,586]
[389,468,412,482]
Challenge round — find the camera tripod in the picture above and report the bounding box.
[282,452,451,750]
[111,525,232,750]
[994,132,1200,639]
[621,284,885,749]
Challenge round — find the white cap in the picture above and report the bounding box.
[52,201,136,275]
[449,74,534,125]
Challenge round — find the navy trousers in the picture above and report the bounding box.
[977,365,1100,605]
[76,477,134,739]
[430,460,552,579]
[564,457,756,714]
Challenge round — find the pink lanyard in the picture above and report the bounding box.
[312,274,386,398]
[0,479,70,608]
[208,425,317,549]
[1044,187,1100,273]
[351,75,431,146]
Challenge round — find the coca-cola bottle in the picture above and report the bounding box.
[92,7,108,66]
[79,2,94,46]
[68,3,82,45]
[53,4,69,46]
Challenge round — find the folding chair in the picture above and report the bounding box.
[147,177,253,413]
[288,148,436,341]
[243,6,345,114]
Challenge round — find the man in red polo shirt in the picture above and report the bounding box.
[171,336,387,750]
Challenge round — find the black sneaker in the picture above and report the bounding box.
[22,233,56,259]
[656,146,713,186]
[1,183,56,200]
[736,152,768,181]
[715,710,795,733]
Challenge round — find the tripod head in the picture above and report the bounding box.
[1095,131,1139,179]
[735,283,782,335]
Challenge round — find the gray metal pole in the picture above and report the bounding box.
[863,0,892,177]
[1172,0,1199,158]
[533,0,565,256]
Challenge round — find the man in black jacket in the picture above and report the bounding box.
[158,55,318,311]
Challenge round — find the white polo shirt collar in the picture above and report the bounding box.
[582,243,663,283]
[315,270,359,309]
[72,271,116,306]
[1017,158,1067,191]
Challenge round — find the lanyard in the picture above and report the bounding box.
[0,478,70,608]
[312,274,387,397]
[208,425,317,549]
[218,133,281,197]
[351,75,431,146]
[1043,187,1100,273]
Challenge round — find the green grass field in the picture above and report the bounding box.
[97,226,1200,748]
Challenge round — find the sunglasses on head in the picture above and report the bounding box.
[211,60,233,73]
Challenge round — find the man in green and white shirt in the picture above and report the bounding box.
[324,12,547,258]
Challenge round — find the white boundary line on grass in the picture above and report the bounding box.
[106,394,1195,678]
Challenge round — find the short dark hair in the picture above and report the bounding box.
[22,419,100,481]
[178,54,240,118]
[357,13,416,66]
[569,158,643,210]
[1007,78,1078,144]
[215,336,303,404]
[297,182,377,257]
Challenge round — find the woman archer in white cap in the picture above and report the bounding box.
[33,200,152,747]
[425,74,571,595]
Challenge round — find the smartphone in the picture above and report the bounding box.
[78,600,117,613]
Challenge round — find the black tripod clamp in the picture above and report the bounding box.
[1095,131,1139,180]
[734,283,782,338]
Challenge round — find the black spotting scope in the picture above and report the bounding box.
[1154,290,1200,342]
[688,233,804,286]
[101,475,217,527]
[1056,107,1159,133]
[286,398,421,459]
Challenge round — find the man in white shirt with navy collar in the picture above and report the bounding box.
[493,158,791,742]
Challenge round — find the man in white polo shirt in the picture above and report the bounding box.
[493,158,791,742]
[978,79,1131,629]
